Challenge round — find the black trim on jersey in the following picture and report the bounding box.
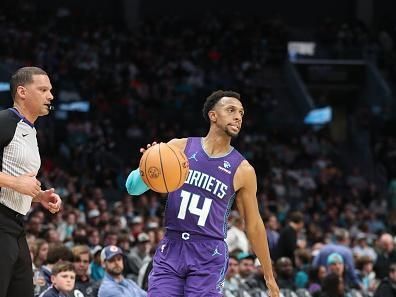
[0,109,18,151]
[0,109,19,190]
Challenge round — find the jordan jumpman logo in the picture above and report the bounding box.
[212,246,222,256]
[188,152,198,162]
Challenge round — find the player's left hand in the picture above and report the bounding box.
[140,141,157,154]
[37,188,62,214]
[266,277,280,297]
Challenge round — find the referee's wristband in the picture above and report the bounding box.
[125,168,150,195]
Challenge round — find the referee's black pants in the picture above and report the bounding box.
[0,204,33,297]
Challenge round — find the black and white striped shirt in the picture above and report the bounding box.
[0,108,41,214]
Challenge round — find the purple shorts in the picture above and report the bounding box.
[148,230,229,297]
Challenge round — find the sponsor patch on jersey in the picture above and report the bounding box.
[218,166,231,174]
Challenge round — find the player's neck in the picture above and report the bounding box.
[202,134,231,156]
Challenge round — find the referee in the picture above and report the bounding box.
[0,67,62,297]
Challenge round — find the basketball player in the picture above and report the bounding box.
[0,67,62,297]
[126,90,279,297]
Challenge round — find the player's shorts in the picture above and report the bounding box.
[148,230,229,297]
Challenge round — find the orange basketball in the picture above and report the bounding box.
[139,143,190,193]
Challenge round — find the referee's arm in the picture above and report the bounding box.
[0,112,41,198]
[0,172,41,198]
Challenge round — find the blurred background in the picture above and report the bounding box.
[1,0,396,296]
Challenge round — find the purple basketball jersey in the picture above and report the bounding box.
[164,137,245,239]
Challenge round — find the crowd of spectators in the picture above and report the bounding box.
[0,4,396,297]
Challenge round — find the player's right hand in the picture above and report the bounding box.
[13,172,41,197]
[139,141,157,154]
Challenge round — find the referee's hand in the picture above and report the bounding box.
[13,172,41,197]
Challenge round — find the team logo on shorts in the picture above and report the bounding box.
[212,246,222,256]
[148,167,161,179]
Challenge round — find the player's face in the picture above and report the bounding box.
[51,271,76,293]
[23,74,53,117]
[212,97,244,138]
[105,254,124,276]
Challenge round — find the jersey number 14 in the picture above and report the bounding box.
[177,190,212,226]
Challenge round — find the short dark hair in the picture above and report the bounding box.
[202,90,241,122]
[52,261,75,276]
[288,211,304,224]
[10,66,48,100]
[46,243,74,265]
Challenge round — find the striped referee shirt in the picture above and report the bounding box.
[0,108,41,215]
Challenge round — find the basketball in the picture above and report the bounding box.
[139,143,190,193]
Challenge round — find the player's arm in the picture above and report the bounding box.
[125,138,188,196]
[235,160,280,297]
[167,138,188,150]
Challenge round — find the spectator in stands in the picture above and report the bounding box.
[87,229,101,252]
[137,247,156,291]
[374,233,396,280]
[36,243,74,294]
[275,257,295,291]
[98,245,146,297]
[313,228,360,288]
[265,214,280,257]
[244,258,269,296]
[57,211,77,242]
[326,253,350,287]
[294,248,312,289]
[352,233,377,262]
[39,261,78,297]
[236,252,256,287]
[71,245,100,297]
[90,246,105,282]
[129,216,145,239]
[355,256,377,296]
[226,214,250,253]
[374,263,396,297]
[307,266,326,296]
[66,226,89,248]
[126,232,151,281]
[223,255,241,297]
[274,211,305,263]
[33,239,49,270]
[117,233,134,278]
[320,273,345,297]
[103,232,118,247]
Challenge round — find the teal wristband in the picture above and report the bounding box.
[125,168,150,195]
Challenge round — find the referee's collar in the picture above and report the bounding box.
[9,107,35,128]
